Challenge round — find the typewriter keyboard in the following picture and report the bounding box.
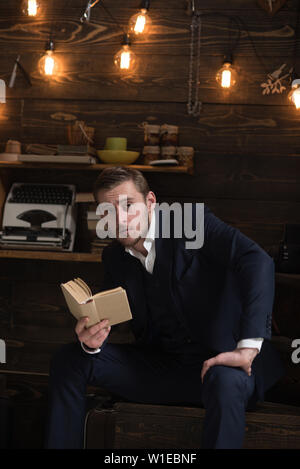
[9,184,73,205]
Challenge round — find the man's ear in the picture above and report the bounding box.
[146,191,156,208]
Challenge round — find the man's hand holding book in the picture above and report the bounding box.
[75,317,111,351]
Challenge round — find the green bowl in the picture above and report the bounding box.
[97,150,140,164]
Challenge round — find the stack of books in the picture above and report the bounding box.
[57,144,97,157]
[19,144,99,164]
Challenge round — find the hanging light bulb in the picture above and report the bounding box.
[129,0,151,36]
[114,34,137,72]
[216,55,237,90]
[288,78,300,109]
[38,40,59,78]
[22,0,40,17]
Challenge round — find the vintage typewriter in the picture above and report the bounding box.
[0,183,77,251]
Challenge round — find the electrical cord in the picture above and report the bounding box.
[235,15,269,76]
[48,0,55,44]
[99,0,127,36]
[192,7,269,75]
[80,0,127,38]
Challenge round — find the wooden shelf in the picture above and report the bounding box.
[0,158,193,262]
[0,249,102,262]
[0,161,193,174]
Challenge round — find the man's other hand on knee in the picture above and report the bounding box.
[201,348,259,383]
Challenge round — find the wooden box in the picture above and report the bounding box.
[85,400,300,449]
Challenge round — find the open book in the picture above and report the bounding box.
[60,277,132,327]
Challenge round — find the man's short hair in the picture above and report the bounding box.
[93,166,150,201]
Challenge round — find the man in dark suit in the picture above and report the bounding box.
[45,166,284,449]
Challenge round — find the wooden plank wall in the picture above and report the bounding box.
[0,0,300,416]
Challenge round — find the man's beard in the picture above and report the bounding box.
[117,234,142,248]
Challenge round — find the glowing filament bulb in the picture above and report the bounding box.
[120,50,130,70]
[114,39,137,72]
[134,14,146,34]
[291,88,300,109]
[28,0,38,16]
[288,79,300,109]
[38,45,59,78]
[129,7,151,36]
[44,51,54,75]
[221,69,231,88]
[216,60,237,90]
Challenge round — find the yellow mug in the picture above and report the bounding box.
[104,137,127,151]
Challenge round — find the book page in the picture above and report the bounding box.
[61,283,100,326]
[74,278,92,298]
[66,280,89,304]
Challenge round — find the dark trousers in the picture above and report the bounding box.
[44,341,256,449]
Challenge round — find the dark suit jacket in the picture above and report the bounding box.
[101,203,285,402]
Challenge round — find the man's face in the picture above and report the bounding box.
[96,180,155,248]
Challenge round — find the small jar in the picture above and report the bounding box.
[160,124,179,146]
[177,146,194,169]
[161,146,177,160]
[143,146,160,165]
[144,124,161,146]
[5,139,21,154]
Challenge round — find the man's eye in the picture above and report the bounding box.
[121,203,131,210]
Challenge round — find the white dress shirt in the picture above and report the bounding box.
[82,207,263,354]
